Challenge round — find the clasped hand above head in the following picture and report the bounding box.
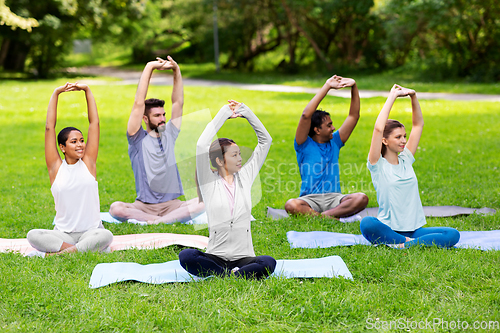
[228,99,243,118]
[55,82,89,94]
[150,56,178,71]
[326,75,356,89]
[391,84,416,97]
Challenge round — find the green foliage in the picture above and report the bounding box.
[0,79,499,330]
[380,0,500,81]
[285,0,384,70]
[0,0,146,77]
[3,0,500,81]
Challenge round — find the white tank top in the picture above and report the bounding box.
[51,159,101,232]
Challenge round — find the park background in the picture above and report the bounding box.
[1,0,500,332]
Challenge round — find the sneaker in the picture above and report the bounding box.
[231,267,240,274]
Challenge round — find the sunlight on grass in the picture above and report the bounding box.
[0,79,499,331]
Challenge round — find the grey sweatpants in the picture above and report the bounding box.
[27,228,113,253]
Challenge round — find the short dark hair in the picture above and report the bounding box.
[57,127,82,146]
[308,109,330,137]
[144,98,165,116]
[381,119,405,156]
[209,138,236,169]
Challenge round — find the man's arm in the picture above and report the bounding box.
[337,78,360,143]
[127,57,178,136]
[169,56,183,129]
[295,75,349,145]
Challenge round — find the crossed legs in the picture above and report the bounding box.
[285,193,368,218]
[109,198,205,224]
[179,249,276,280]
[360,216,460,248]
[27,228,113,255]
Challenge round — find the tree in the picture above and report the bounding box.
[0,0,146,77]
[381,0,500,80]
[0,0,38,31]
[279,0,384,71]
[0,0,38,71]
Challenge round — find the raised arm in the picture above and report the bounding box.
[368,84,410,165]
[45,83,71,184]
[295,75,353,145]
[196,104,233,184]
[127,57,178,136]
[235,103,272,181]
[78,84,99,176]
[405,92,424,156]
[169,56,183,129]
[337,78,360,143]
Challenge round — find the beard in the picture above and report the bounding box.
[150,121,166,133]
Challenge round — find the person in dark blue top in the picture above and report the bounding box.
[285,75,368,220]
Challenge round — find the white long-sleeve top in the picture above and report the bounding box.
[196,104,272,261]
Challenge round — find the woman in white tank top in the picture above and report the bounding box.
[27,83,113,257]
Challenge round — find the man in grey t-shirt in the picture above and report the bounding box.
[109,56,204,224]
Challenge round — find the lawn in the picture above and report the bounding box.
[0,78,499,332]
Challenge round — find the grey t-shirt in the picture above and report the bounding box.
[127,121,184,204]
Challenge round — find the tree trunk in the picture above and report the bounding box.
[0,39,11,67]
[1,39,30,71]
[279,0,332,70]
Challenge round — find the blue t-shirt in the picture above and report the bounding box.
[127,121,184,204]
[367,147,426,231]
[294,131,344,196]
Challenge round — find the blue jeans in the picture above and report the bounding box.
[179,249,276,279]
[360,216,460,248]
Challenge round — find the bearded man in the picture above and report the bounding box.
[109,57,204,224]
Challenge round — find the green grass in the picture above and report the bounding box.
[0,78,499,331]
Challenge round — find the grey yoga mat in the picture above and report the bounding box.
[267,206,496,220]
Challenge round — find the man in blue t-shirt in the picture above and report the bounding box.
[109,56,204,224]
[285,75,368,219]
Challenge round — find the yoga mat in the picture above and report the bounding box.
[89,255,353,288]
[100,211,252,225]
[81,212,209,225]
[268,206,496,220]
[287,231,370,248]
[287,230,500,251]
[108,233,209,252]
[0,233,208,256]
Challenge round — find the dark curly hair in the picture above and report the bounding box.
[144,98,165,116]
[57,127,82,147]
[308,110,330,137]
